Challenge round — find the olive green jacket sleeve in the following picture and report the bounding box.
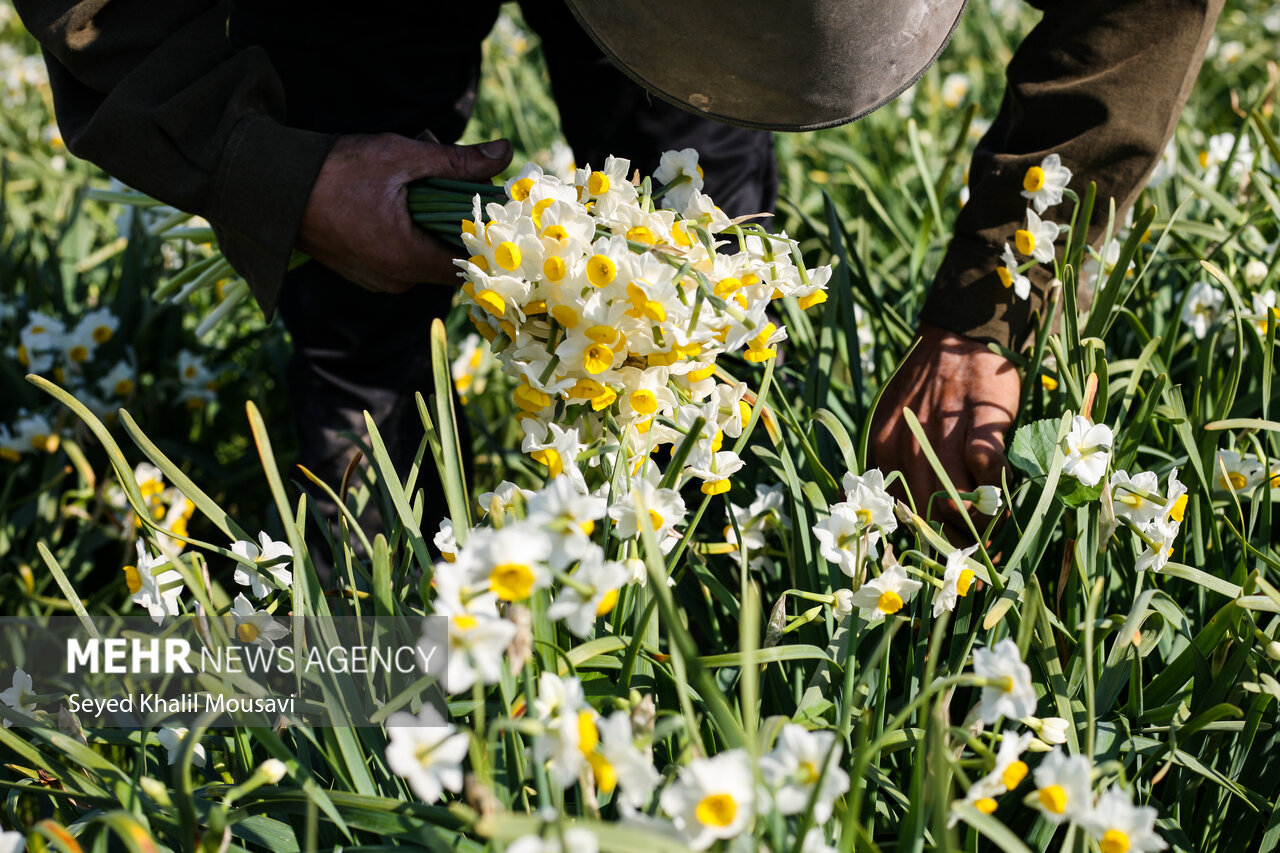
[920,0,1225,351]
[13,0,336,317]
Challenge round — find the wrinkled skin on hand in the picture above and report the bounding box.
[297,133,513,293]
[869,322,1020,541]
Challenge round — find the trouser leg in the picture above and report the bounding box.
[276,263,461,575]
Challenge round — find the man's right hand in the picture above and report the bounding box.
[296,133,513,294]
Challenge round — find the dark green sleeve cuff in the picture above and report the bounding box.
[208,116,336,317]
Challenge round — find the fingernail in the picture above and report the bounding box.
[479,139,509,159]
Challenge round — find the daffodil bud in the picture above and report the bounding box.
[974,485,1003,516]
[259,759,287,785]
[831,588,854,620]
[626,557,648,587]
[1244,259,1268,288]
[1266,640,1280,661]
[1022,715,1070,744]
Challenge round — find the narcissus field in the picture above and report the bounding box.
[3,2,1280,852]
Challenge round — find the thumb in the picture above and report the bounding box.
[431,138,514,183]
[964,399,1013,487]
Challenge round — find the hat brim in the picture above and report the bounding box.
[564,0,969,132]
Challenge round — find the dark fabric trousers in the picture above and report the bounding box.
[236,2,778,561]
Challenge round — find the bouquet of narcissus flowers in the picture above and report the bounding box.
[451,149,829,497]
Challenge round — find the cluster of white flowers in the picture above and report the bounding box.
[996,153,1073,301]
[812,469,898,577]
[430,470,680,693]
[954,732,1167,852]
[455,148,829,496]
[1198,130,1254,186]
[813,469,999,625]
[0,305,224,461]
[105,462,196,550]
[0,410,55,462]
[4,307,135,424]
[1180,279,1276,343]
[1107,468,1188,573]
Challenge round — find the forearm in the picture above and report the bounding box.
[921,0,1225,350]
[15,0,335,315]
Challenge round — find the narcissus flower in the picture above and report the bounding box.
[435,605,515,694]
[97,360,137,399]
[157,725,206,767]
[759,724,850,822]
[385,713,469,804]
[1031,748,1093,824]
[1247,290,1280,336]
[1020,153,1072,214]
[229,593,289,648]
[1015,208,1060,264]
[1063,416,1113,487]
[941,72,970,108]
[851,560,923,623]
[547,550,629,637]
[952,729,1034,824]
[997,244,1031,300]
[231,532,294,599]
[659,749,755,850]
[1243,259,1269,288]
[588,710,660,808]
[127,540,185,625]
[972,638,1037,723]
[654,147,705,211]
[933,544,980,617]
[1084,788,1168,853]
[1109,471,1165,527]
[0,411,55,461]
[533,672,597,789]
[1180,280,1223,340]
[1213,448,1265,494]
[0,669,35,727]
[973,485,1003,515]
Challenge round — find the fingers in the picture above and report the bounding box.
[965,403,1012,488]
[406,137,514,184]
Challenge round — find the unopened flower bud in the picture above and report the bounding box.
[259,759,287,784]
[974,485,1003,516]
[1244,259,1268,288]
[626,557,648,587]
[831,589,854,620]
[1023,715,1070,744]
[1266,640,1280,661]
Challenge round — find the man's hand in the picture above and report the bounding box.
[869,322,1020,538]
[297,133,513,293]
